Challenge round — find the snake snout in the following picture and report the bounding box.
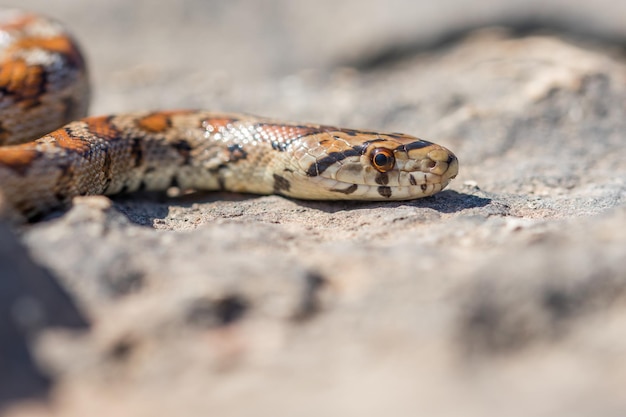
[425,148,459,181]
[445,152,459,180]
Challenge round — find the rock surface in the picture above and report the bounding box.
[2,1,626,416]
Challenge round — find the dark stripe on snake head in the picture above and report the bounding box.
[306,145,366,177]
[339,128,359,137]
[273,174,291,193]
[396,140,432,152]
[378,186,392,198]
[409,174,417,186]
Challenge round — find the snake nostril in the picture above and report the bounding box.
[426,159,436,169]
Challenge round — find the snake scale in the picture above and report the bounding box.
[0,10,458,220]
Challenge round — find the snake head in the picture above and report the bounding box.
[284,129,458,200]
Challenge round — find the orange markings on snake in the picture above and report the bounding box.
[201,117,238,130]
[0,147,39,175]
[85,116,121,140]
[137,111,192,133]
[0,59,45,99]
[48,128,91,153]
[14,36,74,55]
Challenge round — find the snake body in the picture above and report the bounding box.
[0,10,458,220]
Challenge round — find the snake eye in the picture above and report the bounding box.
[370,148,395,172]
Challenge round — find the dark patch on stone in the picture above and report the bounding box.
[273,174,291,193]
[293,271,327,321]
[378,186,392,198]
[214,295,248,325]
[107,337,136,362]
[186,295,249,328]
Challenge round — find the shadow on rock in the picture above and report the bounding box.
[296,190,491,214]
[112,191,257,227]
[0,222,89,408]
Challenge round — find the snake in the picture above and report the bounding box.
[0,10,458,220]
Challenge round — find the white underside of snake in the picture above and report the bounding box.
[0,9,458,220]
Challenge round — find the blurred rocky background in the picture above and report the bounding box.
[1,0,625,416]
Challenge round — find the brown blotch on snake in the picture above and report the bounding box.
[273,174,291,193]
[85,116,121,141]
[378,186,392,198]
[137,113,173,133]
[0,148,40,176]
[48,128,90,153]
[375,172,389,186]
